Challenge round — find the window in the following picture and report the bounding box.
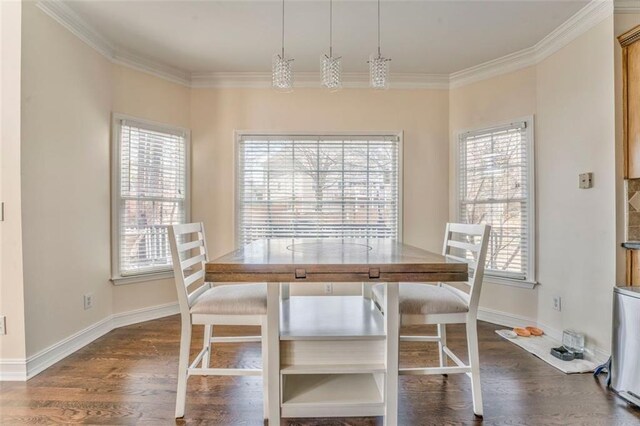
[111,115,190,283]
[236,133,401,246]
[457,118,535,283]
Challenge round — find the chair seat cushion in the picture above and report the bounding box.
[190,283,267,315]
[372,283,469,315]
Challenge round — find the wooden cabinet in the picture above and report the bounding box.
[627,250,640,286]
[619,26,640,178]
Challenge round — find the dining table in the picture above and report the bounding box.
[205,238,468,426]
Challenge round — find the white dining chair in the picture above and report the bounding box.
[169,222,268,419]
[372,223,491,417]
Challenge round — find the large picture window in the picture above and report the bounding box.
[457,119,535,283]
[111,115,190,283]
[236,134,401,246]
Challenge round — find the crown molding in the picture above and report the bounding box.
[615,0,640,14]
[534,0,613,62]
[38,0,612,91]
[448,46,537,89]
[37,0,114,59]
[450,0,613,88]
[191,71,449,89]
[111,49,190,87]
[36,1,190,86]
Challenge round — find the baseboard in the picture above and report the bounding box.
[477,307,537,329]
[25,315,114,379]
[0,302,180,381]
[478,307,610,364]
[3,302,609,380]
[0,359,28,381]
[111,302,180,329]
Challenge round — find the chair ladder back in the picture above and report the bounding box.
[169,222,210,312]
[442,223,491,309]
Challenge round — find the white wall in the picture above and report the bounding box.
[449,18,616,354]
[535,16,615,352]
[21,2,113,356]
[18,3,195,357]
[0,0,28,371]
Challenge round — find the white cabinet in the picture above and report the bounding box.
[279,296,389,419]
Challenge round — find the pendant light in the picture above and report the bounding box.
[321,0,341,90]
[273,0,294,91]
[369,0,390,89]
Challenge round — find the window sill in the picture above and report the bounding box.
[484,275,538,289]
[111,271,174,286]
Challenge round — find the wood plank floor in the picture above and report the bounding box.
[1,316,639,425]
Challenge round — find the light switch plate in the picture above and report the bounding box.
[579,172,593,189]
[0,316,6,335]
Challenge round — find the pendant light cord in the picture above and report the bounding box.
[281,0,285,57]
[329,0,333,57]
[377,0,381,57]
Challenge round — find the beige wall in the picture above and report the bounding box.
[20,2,113,356]
[449,67,539,321]
[535,16,616,351]
[190,88,450,294]
[19,2,194,357]
[10,3,617,365]
[110,64,191,314]
[1,0,27,363]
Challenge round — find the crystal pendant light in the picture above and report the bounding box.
[321,0,341,91]
[369,0,391,89]
[273,0,294,91]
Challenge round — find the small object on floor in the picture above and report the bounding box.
[526,326,544,336]
[551,346,575,361]
[495,330,596,373]
[496,329,518,339]
[562,329,585,356]
[550,346,583,361]
[514,327,531,337]
[593,356,611,387]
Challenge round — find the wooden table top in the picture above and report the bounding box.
[205,239,468,283]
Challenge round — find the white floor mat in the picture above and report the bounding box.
[495,330,597,374]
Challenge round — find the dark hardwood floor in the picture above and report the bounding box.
[1,316,639,425]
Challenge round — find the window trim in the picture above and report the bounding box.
[453,116,536,287]
[110,113,191,285]
[233,130,404,249]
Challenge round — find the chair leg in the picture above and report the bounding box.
[175,319,192,419]
[466,320,483,417]
[437,323,448,370]
[202,325,212,369]
[261,316,269,421]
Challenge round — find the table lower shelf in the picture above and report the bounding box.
[281,373,385,418]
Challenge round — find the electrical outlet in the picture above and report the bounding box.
[84,293,94,310]
[0,316,5,335]
[324,283,333,294]
[553,296,562,312]
[579,172,593,189]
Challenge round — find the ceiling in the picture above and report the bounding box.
[63,0,590,75]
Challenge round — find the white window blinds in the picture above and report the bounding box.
[457,121,534,281]
[113,117,189,278]
[237,135,400,246]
